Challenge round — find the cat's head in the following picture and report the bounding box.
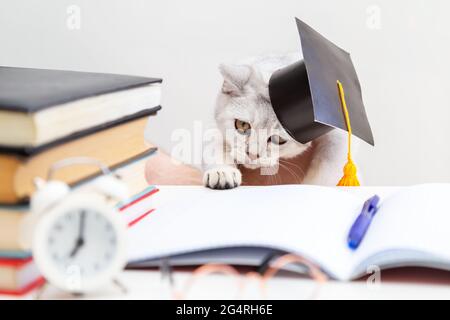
[215,63,310,169]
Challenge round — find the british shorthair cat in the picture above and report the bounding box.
[202,54,353,189]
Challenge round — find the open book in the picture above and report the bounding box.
[126,184,450,281]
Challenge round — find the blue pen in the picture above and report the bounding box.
[347,195,380,250]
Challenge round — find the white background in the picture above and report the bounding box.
[1,0,449,185]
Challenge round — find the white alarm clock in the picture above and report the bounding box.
[21,157,129,294]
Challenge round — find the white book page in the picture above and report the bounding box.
[348,184,450,274]
[126,185,363,280]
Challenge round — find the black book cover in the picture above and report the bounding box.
[0,66,162,113]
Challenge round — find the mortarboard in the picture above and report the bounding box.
[269,18,374,146]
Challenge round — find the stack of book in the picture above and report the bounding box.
[0,66,162,295]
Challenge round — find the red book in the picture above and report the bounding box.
[0,256,44,296]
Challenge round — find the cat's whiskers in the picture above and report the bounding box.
[268,173,276,186]
[278,162,302,184]
[279,159,306,178]
[271,169,281,185]
[277,162,295,182]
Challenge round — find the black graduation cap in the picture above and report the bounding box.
[269,18,374,146]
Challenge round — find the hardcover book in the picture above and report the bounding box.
[0,114,158,204]
[0,66,162,150]
[0,149,155,253]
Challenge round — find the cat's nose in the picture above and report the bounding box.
[247,151,259,160]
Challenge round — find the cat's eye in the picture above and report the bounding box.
[268,135,287,145]
[235,119,251,135]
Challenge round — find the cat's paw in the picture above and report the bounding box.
[203,166,242,189]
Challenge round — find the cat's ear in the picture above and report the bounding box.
[219,64,252,96]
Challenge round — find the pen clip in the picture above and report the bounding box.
[361,195,380,218]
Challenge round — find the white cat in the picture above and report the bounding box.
[202,54,352,189]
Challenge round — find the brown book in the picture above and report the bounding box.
[0,150,152,252]
[0,115,154,204]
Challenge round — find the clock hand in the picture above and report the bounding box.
[79,210,86,240]
[69,211,86,258]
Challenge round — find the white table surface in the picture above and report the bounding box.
[3,267,449,300]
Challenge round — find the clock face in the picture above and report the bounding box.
[32,194,127,293]
[46,209,118,278]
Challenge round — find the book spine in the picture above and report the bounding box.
[0,256,33,267]
[0,277,45,296]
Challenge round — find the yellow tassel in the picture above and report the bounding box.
[336,80,360,187]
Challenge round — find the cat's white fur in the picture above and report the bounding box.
[203,54,353,189]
